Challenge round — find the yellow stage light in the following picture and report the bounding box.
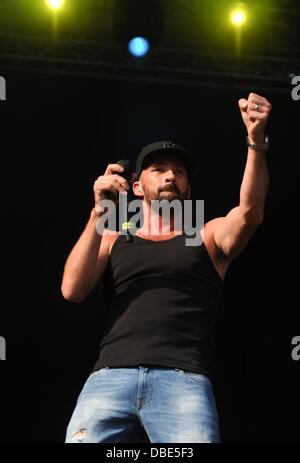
[230,5,247,27]
[45,0,65,11]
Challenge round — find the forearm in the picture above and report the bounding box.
[239,147,269,222]
[61,208,102,301]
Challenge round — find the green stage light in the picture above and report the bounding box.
[45,0,65,11]
[230,4,247,27]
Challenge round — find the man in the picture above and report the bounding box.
[62,93,271,443]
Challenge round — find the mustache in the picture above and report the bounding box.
[158,185,180,194]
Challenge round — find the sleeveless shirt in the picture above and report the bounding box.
[93,232,223,378]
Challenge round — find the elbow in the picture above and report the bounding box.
[61,284,86,303]
[241,207,264,227]
[248,212,264,227]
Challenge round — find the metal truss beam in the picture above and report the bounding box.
[0,32,299,93]
[0,1,299,92]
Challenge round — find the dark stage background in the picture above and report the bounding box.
[0,0,299,443]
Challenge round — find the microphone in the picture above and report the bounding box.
[117,160,134,243]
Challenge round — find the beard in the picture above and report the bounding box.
[141,184,190,232]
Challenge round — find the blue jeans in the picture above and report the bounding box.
[65,366,220,443]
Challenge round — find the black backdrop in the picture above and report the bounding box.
[0,71,299,442]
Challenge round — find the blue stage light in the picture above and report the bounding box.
[128,37,150,57]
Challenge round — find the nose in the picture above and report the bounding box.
[164,168,176,181]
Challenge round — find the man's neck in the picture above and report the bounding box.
[139,201,184,236]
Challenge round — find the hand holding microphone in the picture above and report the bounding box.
[93,163,130,216]
[117,160,135,242]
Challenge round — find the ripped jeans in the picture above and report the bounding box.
[65,366,220,443]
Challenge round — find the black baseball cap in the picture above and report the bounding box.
[135,140,195,179]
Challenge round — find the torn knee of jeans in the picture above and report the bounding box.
[72,428,87,441]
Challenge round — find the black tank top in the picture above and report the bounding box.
[93,232,223,378]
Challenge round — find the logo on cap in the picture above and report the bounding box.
[162,141,176,149]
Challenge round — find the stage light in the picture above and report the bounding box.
[230,4,247,27]
[45,0,65,11]
[128,37,150,57]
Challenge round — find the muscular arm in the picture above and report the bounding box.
[61,162,129,303]
[213,148,269,260]
[61,209,110,303]
[211,93,271,261]
[239,143,269,221]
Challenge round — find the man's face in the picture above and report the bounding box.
[136,153,190,204]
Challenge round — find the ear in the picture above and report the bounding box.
[187,185,191,199]
[133,181,143,197]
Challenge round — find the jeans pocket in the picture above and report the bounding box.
[178,369,211,386]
